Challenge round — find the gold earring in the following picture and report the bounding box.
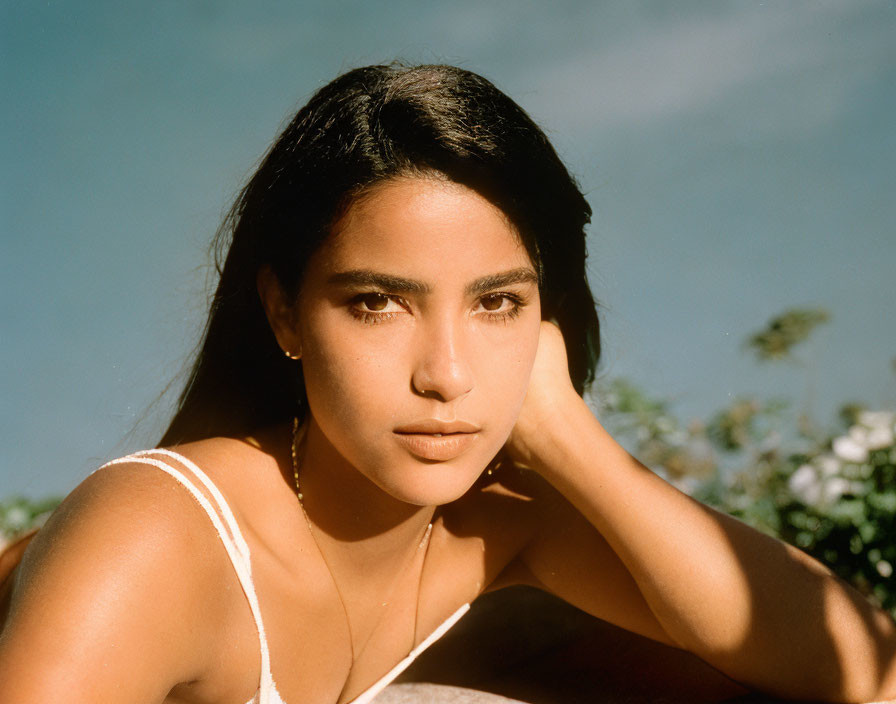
[284,349,301,360]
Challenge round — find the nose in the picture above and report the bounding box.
[411,316,474,403]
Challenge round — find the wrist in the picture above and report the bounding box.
[512,391,599,476]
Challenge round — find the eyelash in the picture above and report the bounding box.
[347,292,526,325]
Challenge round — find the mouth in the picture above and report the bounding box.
[393,420,481,461]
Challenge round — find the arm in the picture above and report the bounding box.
[508,322,896,703]
[0,465,222,702]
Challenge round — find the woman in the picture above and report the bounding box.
[1,63,894,703]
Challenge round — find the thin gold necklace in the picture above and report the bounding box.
[290,418,433,671]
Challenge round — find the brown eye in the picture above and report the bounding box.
[361,293,389,311]
[481,294,505,311]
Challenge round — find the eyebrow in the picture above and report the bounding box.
[327,270,430,294]
[326,267,539,296]
[465,268,539,296]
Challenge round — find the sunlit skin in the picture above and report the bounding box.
[2,176,896,703]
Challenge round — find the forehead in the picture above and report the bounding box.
[310,177,533,280]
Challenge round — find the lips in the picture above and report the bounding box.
[393,420,481,461]
[394,419,481,435]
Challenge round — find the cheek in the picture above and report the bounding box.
[301,333,399,429]
[298,310,416,463]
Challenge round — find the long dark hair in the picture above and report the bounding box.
[161,63,600,446]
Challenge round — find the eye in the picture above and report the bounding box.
[349,292,406,323]
[480,294,506,311]
[357,293,393,312]
[475,293,523,320]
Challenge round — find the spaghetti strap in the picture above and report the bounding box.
[348,603,471,704]
[93,450,471,704]
[131,449,252,565]
[95,452,278,703]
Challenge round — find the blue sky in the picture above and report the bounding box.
[2,1,895,496]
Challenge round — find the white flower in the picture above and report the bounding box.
[787,459,863,507]
[4,506,29,531]
[857,410,895,431]
[821,477,862,504]
[832,434,869,463]
[864,425,894,451]
[843,410,896,451]
[815,454,841,477]
[788,464,822,506]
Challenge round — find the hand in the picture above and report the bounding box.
[505,321,584,469]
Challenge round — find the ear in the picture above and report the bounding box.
[257,266,302,359]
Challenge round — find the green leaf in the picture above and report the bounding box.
[745,308,831,361]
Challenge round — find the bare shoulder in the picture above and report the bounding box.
[0,457,240,700]
[21,455,226,578]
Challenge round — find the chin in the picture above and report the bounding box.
[371,456,491,507]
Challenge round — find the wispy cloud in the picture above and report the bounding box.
[512,2,893,139]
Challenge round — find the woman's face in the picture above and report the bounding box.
[293,177,541,506]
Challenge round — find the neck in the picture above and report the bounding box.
[293,418,436,563]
